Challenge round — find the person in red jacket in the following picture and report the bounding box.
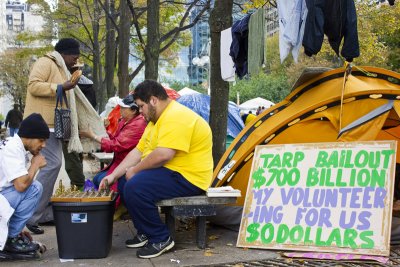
[80,94,147,199]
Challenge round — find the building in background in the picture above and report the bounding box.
[6,0,27,47]
[187,6,210,86]
[0,1,45,116]
[0,1,6,118]
[5,0,44,48]
[265,5,278,36]
[158,46,190,84]
[0,1,7,53]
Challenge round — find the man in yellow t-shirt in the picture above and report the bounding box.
[100,80,213,259]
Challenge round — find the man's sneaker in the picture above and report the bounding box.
[4,236,39,253]
[125,234,148,248]
[136,237,175,258]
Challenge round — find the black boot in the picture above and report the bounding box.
[26,224,44,235]
[4,236,39,254]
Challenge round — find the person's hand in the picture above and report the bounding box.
[19,231,33,242]
[62,79,79,91]
[31,154,47,169]
[104,118,110,128]
[99,175,115,190]
[126,167,136,181]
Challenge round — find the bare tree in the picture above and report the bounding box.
[145,0,160,80]
[91,0,104,108]
[117,0,131,97]
[209,0,233,165]
[0,50,32,110]
[104,0,117,100]
[127,0,211,82]
[54,0,107,108]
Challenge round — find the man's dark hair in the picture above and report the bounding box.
[133,80,168,103]
[55,38,80,55]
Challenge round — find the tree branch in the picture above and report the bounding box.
[128,61,145,81]
[127,0,146,51]
[160,0,210,46]
[97,0,120,34]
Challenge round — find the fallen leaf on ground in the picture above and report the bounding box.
[204,249,213,256]
[208,235,219,240]
[285,258,293,263]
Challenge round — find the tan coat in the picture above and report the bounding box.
[24,51,106,153]
[24,53,67,128]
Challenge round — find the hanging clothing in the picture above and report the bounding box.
[230,14,251,79]
[302,0,359,62]
[220,27,235,82]
[277,0,308,63]
[248,8,266,75]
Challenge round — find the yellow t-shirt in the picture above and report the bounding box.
[136,101,213,190]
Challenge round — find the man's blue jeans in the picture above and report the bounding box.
[119,167,203,243]
[9,127,19,137]
[92,169,108,189]
[0,181,43,237]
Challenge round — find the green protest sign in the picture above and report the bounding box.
[237,141,396,256]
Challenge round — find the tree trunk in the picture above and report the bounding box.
[92,0,103,110]
[104,0,117,102]
[144,0,160,80]
[118,0,131,97]
[209,0,233,167]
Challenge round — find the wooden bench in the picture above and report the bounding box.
[91,152,114,169]
[156,195,237,249]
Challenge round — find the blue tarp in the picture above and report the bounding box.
[177,94,244,138]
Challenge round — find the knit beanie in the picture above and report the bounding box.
[18,113,50,139]
[55,38,80,55]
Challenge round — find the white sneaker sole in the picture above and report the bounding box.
[137,240,175,259]
[126,240,148,248]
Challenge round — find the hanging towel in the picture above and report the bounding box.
[248,8,266,75]
[277,0,308,63]
[221,28,235,82]
[0,194,14,251]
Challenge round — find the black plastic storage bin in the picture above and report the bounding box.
[52,198,116,259]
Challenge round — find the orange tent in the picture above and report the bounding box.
[212,66,400,205]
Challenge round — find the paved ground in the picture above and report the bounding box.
[6,220,278,267]
[5,155,280,266]
[6,220,400,267]
[3,156,400,266]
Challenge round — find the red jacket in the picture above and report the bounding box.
[101,114,147,175]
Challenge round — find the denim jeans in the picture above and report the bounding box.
[92,169,108,189]
[120,167,203,243]
[9,128,19,137]
[0,181,43,237]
